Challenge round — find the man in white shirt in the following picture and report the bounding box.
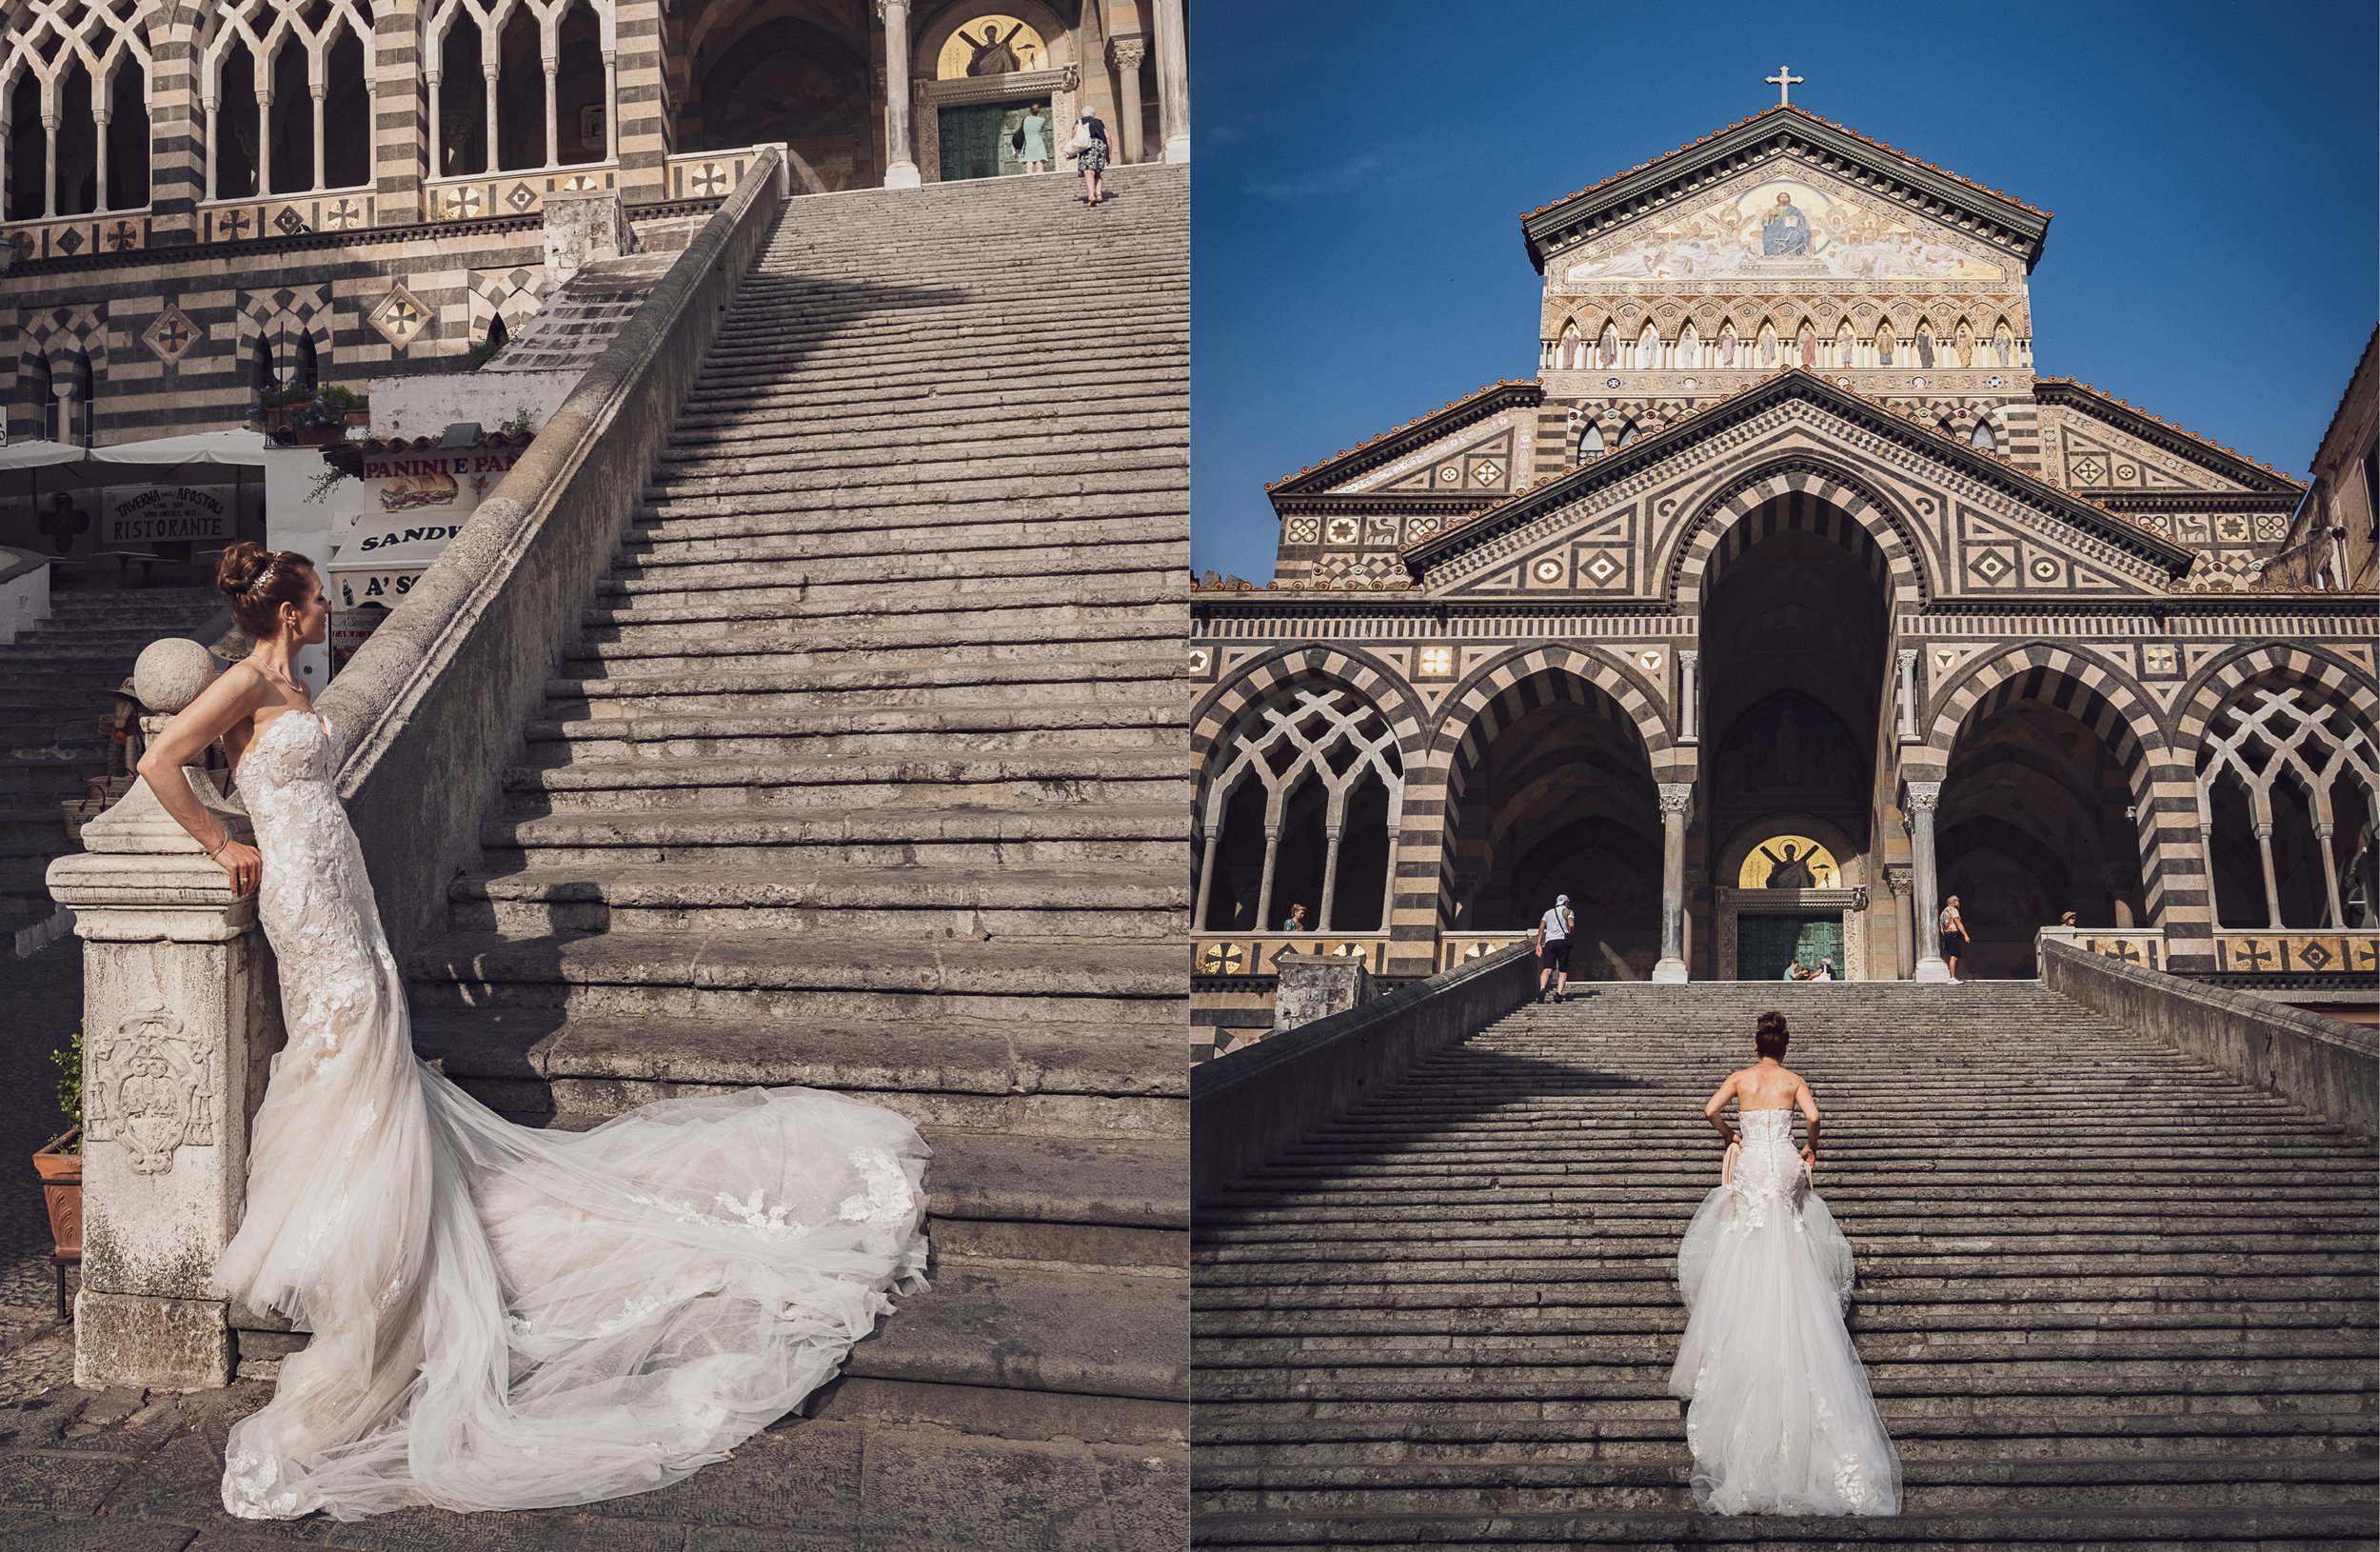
[1535,893,1577,1003]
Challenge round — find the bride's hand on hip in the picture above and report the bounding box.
[214,840,263,897]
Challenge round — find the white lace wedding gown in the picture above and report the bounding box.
[1669,1107,1901,1516]
[211,711,931,1520]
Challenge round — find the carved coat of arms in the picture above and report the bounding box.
[84,1005,217,1175]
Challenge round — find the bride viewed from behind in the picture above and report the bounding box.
[1669,1010,1901,1516]
[134,544,930,1522]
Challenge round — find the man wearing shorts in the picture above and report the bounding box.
[1535,893,1576,1003]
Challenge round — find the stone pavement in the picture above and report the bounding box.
[0,1317,1181,1550]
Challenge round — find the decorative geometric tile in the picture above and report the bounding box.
[1366,514,1398,539]
[1582,551,1622,585]
[688,161,731,198]
[1468,458,1504,486]
[2140,643,2178,677]
[1284,517,1319,545]
[562,172,601,193]
[367,283,431,348]
[218,209,252,240]
[2028,555,2063,584]
[1636,647,1664,674]
[142,304,199,367]
[1966,547,2015,586]
[1436,464,1460,485]
[103,218,140,250]
[53,228,81,255]
[323,197,365,230]
[506,182,539,213]
[1404,516,1441,543]
[1532,557,1565,585]
[2255,513,2288,541]
[1323,516,1359,546]
[1418,646,1454,676]
[442,186,484,220]
[274,207,309,236]
[1188,646,1212,676]
[2214,513,2251,543]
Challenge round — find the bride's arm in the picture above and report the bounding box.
[1703,1072,1739,1147]
[1797,1078,1822,1164]
[135,665,269,897]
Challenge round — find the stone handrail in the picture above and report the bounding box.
[2039,937,2378,1142]
[1192,943,1538,1207]
[318,148,787,962]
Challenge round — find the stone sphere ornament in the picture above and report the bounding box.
[132,638,220,715]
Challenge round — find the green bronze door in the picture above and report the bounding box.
[1736,914,1845,980]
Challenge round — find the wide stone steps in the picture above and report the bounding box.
[447,862,1184,939]
[1190,983,2377,1544]
[412,167,1186,1495]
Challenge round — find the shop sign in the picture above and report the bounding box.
[102,484,233,545]
[359,448,520,515]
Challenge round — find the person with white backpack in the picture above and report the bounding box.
[1534,892,1576,1003]
[1067,107,1110,205]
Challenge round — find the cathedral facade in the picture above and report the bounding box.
[1189,106,2375,1057]
[0,0,1187,449]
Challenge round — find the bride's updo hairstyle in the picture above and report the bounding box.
[217,541,315,639]
[1755,1010,1791,1059]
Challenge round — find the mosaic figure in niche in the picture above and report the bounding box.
[964,22,1029,74]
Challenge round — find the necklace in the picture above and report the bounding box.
[254,658,305,699]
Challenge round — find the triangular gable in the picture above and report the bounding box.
[1406,370,2193,601]
[1521,106,2051,277]
[1268,382,1541,497]
[2034,380,2304,497]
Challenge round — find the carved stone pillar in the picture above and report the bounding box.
[1110,37,1146,165]
[1895,647,1920,741]
[876,0,922,188]
[1193,824,1220,930]
[1151,0,1190,163]
[1677,649,1699,744]
[1253,824,1281,931]
[1653,783,1692,984]
[2315,822,2345,928]
[45,642,283,1390]
[1317,824,1343,932]
[2254,820,2283,928]
[1906,781,1949,982]
[1884,865,1914,979]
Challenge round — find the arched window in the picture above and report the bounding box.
[2198,683,2379,928]
[1576,419,1605,460]
[66,345,90,447]
[1198,686,1405,933]
[23,349,52,441]
[1969,416,1995,452]
[202,3,376,200]
[1615,419,1640,448]
[292,328,318,389]
[429,0,617,178]
[0,0,152,219]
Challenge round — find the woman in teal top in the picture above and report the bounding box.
[1019,104,1049,173]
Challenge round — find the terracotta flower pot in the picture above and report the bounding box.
[33,1125,80,1260]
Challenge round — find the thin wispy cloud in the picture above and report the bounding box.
[1244,151,1394,203]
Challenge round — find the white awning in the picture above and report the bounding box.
[89,428,274,467]
[325,514,470,609]
[0,440,91,469]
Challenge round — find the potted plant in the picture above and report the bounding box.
[33,1025,81,1319]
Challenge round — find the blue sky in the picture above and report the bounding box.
[1188,0,2379,579]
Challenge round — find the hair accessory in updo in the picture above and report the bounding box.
[216,541,316,638]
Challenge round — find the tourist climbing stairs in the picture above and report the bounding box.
[0,586,223,952]
[405,163,1191,1529]
[1192,982,2379,1548]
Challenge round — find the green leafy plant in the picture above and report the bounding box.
[259,382,367,410]
[497,408,536,438]
[50,1025,81,1149]
[464,333,508,369]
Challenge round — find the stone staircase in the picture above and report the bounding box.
[405,164,1191,1525]
[1192,982,2379,1548]
[0,586,222,951]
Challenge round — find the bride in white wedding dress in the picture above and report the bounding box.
[135,545,930,1521]
[1669,1010,1900,1516]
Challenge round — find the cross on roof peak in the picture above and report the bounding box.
[1767,65,1803,107]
